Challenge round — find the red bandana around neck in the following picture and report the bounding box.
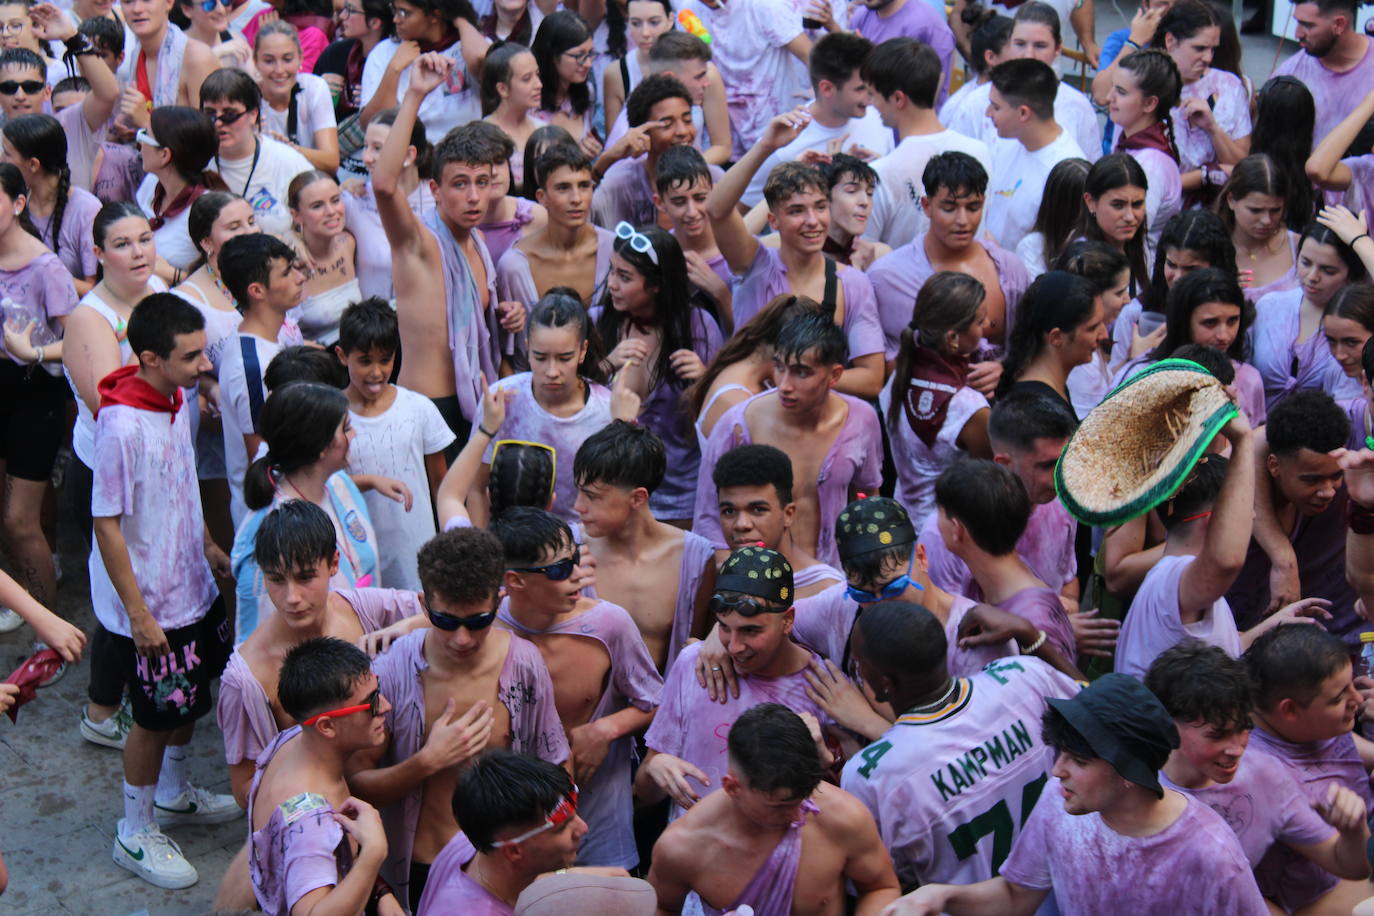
[902,346,972,449]
[1119,121,1178,164]
[97,365,184,421]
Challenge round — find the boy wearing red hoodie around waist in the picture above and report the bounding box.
[92,293,240,891]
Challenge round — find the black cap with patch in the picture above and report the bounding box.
[835,496,916,562]
[715,546,794,605]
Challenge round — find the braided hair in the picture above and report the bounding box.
[2,114,72,258]
[1117,49,1183,162]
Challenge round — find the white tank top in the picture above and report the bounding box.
[289,277,363,346]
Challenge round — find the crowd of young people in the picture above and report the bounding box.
[1,0,1374,909]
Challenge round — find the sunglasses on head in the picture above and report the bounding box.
[845,553,923,604]
[427,604,499,632]
[202,106,250,125]
[301,687,382,726]
[614,221,659,265]
[490,786,580,846]
[508,546,580,581]
[709,593,780,617]
[0,80,44,96]
[135,127,161,149]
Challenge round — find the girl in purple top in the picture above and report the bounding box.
[1220,154,1301,306]
[0,163,78,628]
[881,272,992,528]
[1116,267,1265,424]
[1074,153,1151,298]
[1250,222,1368,409]
[1322,284,1374,397]
[530,12,601,158]
[1107,50,1183,254]
[1110,210,1242,368]
[482,44,544,193]
[1155,2,1251,196]
[472,121,547,266]
[592,225,723,522]
[480,293,615,525]
[3,114,102,291]
[344,109,436,302]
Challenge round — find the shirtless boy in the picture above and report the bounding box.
[648,703,901,915]
[247,637,402,916]
[348,526,569,910]
[491,507,663,869]
[497,143,615,308]
[574,420,716,675]
[695,310,882,568]
[121,0,217,111]
[373,52,522,446]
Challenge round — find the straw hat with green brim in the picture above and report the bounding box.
[1055,358,1237,527]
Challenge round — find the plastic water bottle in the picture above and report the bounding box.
[1359,633,1374,679]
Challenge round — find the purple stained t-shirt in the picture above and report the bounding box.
[1160,749,1334,867]
[370,627,571,899]
[996,588,1076,667]
[918,501,1078,602]
[498,598,663,869]
[217,588,423,767]
[30,184,102,281]
[999,778,1268,914]
[731,244,885,363]
[480,372,613,525]
[849,0,955,106]
[415,832,512,916]
[867,234,1030,361]
[249,727,353,916]
[1275,40,1374,145]
[0,251,77,377]
[589,305,723,519]
[694,390,883,567]
[645,641,835,820]
[1248,287,1362,410]
[1249,725,1374,911]
[1116,554,1241,680]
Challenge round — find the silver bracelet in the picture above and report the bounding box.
[1022,629,1048,654]
[34,345,44,364]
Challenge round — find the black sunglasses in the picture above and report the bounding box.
[0,80,44,96]
[428,607,499,632]
[202,107,250,125]
[507,547,580,581]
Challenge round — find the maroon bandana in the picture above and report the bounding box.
[902,346,972,448]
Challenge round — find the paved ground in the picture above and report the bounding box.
[0,9,1299,915]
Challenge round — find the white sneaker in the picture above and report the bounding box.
[80,700,131,750]
[112,820,199,889]
[155,784,243,826]
[0,608,23,633]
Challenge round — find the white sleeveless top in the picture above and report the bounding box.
[289,277,362,346]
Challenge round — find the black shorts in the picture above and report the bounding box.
[429,394,470,464]
[113,597,231,731]
[0,361,68,482]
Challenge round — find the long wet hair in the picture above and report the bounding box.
[685,294,821,418]
[528,287,607,383]
[887,272,986,428]
[997,271,1099,396]
[1076,153,1151,294]
[1151,266,1252,362]
[594,225,697,393]
[2,114,71,258]
[1028,157,1090,270]
[244,382,351,510]
[1251,77,1318,231]
[1141,209,1238,311]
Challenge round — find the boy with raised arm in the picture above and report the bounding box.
[95,294,238,890]
[348,526,568,910]
[574,421,717,676]
[867,152,1029,364]
[247,637,402,916]
[492,507,663,870]
[884,674,1266,915]
[841,600,1080,891]
[373,51,523,449]
[649,704,901,915]
[636,547,836,817]
[711,444,843,598]
[1145,641,1372,900]
[706,109,886,399]
[694,312,882,569]
[497,143,615,309]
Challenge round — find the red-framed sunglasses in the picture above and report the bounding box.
[301,687,382,727]
[490,786,580,846]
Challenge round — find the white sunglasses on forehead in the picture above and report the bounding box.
[615,221,658,266]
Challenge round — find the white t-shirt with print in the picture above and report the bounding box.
[743,108,895,208]
[347,387,456,591]
[215,136,314,237]
[983,129,1086,248]
[362,38,479,145]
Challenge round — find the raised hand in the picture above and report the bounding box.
[760,107,813,152]
[407,52,453,97]
[609,366,642,421]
